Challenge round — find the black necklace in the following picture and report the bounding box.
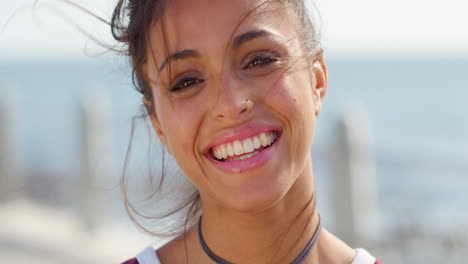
[197,215,322,264]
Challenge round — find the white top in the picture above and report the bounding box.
[136,246,376,264]
[136,246,161,264]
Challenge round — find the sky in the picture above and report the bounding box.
[1,0,467,60]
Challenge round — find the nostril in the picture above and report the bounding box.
[213,98,253,120]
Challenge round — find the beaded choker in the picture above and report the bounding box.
[197,215,322,264]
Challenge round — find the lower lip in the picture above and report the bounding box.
[206,134,281,173]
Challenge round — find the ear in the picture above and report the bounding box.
[142,97,172,155]
[311,56,328,116]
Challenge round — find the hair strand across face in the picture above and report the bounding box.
[109,0,322,238]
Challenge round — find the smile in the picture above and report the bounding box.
[205,124,282,173]
[211,131,278,161]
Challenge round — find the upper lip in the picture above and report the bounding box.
[204,122,282,155]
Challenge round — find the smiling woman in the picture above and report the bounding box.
[106,0,381,263]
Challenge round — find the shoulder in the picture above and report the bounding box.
[121,229,196,264]
[121,246,160,264]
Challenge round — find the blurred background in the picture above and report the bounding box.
[0,0,467,263]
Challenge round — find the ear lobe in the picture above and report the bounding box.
[311,56,328,116]
[142,98,172,155]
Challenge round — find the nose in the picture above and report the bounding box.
[211,75,254,121]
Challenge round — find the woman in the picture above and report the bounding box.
[116,0,381,263]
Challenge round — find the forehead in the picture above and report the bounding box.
[147,0,297,64]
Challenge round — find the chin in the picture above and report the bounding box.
[217,174,291,214]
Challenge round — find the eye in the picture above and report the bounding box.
[170,77,204,92]
[242,55,279,70]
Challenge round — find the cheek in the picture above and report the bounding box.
[263,72,315,123]
[157,99,204,158]
[262,72,317,149]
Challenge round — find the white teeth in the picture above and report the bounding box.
[253,136,261,149]
[231,151,258,161]
[233,140,243,156]
[243,138,254,153]
[226,143,234,157]
[259,133,268,146]
[212,131,279,160]
[219,144,227,159]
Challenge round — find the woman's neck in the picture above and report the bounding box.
[196,161,320,264]
[157,159,356,264]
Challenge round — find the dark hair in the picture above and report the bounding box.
[112,0,323,237]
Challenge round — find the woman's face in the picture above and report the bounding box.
[145,0,327,212]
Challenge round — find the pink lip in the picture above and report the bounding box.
[204,122,282,154]
[204,122,282,173]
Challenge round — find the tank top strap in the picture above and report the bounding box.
[352,248,376,264]
[136,246,161,264]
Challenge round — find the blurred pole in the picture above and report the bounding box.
[0,87,24,202]
[79,90,114,231]
[331,103,379,246]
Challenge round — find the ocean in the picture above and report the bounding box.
[1,56,467,238]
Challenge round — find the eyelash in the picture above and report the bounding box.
[169,54,280,92]
[242,55,279,70]
[170,77,204,92]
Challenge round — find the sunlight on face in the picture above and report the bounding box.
[145,0,327,213]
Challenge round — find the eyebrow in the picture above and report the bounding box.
[158,29,277,71]
[232,29,274,49]
[159,49,201,71]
